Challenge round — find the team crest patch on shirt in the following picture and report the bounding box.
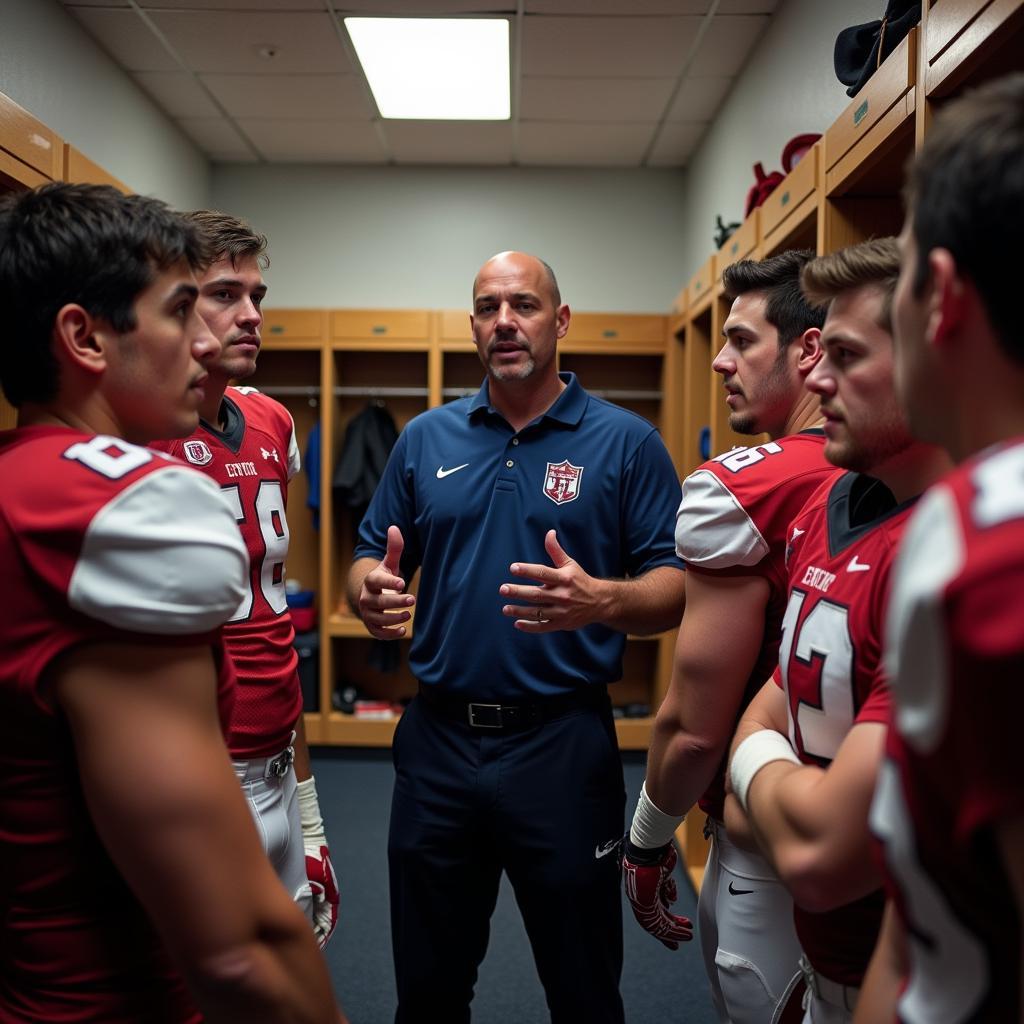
[543,460,583,505]
[183,440,213,466]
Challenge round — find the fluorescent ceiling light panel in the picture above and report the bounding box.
[345,18,510,120]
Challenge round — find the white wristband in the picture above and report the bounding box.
[730,730,801,813]
[296,776,326,850]
[629,781,685,850]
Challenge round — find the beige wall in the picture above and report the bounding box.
[677,0,883,281]
[211,163,689,312]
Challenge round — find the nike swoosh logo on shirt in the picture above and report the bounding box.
[436,463,469,479]
[594,839,620,860]
[847,555,871,572]
[728,882,754,895]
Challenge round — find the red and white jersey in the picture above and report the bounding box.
[870,440,1024,1023]
[0,425,247,1023]
[777,471,914,987]
[676,430,837,819]
[153,386,303,757]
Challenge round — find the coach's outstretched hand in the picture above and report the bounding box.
[621,837,694,951]
[500,529,610,632]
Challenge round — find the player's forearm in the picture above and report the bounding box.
[186,907,345,1024]
[644,705,729,819]
[747,762,879,911]
[597,566,685,635]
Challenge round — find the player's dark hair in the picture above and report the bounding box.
[801,237,901,330]
[185,209,269,271]
[0,182,205,407]
[721,249,826,348]
[904,72,1024,363]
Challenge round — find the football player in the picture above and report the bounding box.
[726,238,950,1023]
[856,73,1024,1023]
[151,211,338,949]
[624,250,835,1023]
[0,183,343,1022]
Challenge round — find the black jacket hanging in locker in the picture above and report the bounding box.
[333,401,400,524]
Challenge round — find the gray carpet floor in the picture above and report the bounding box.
[312,748,718,1023]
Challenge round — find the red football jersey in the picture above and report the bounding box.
[776,471,913,987]
[153,387,303,757]
[870,440,1024,1023]
[676,430,838,818]
[0,425,247,1023]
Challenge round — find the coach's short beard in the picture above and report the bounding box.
[489,355,536,382]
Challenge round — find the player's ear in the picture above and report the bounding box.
[795,327,823,376]
[926,248,966,351]
[52,304,106,378]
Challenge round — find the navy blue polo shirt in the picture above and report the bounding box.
[354,372,684,699]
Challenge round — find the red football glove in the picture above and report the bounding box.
[621,838,693,950]
[305,844,340,950]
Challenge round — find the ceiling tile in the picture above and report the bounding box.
[177,117,256,161]
[236,118,388,162]
[384,121,513,165]
[717,0,778,12]
[520,76,675,122]
[666,75,733,122]
[646,121,706,166]
[149,12,352,75]
[687,14,769,77]
[201,74,374,120]
[132,72,220,118]
[526,1,710,12]
[517,121,653,166]
[522,15,702,78]
[66,8,179,71]
[140,0,327,7]
[64,1,783,169]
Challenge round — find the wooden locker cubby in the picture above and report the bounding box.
[0,90,61,190]
[760,141,821,259]
[821,30,918,254]
[922,0,1024,98]
[324,331,430,746]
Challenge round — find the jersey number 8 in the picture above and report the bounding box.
[220,480,289,622]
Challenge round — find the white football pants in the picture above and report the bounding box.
[699,817,803,1024]
[232,746,314,926]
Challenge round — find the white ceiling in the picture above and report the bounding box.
[60,0,778,167]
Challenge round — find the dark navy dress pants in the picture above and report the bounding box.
[388,692,627,1023]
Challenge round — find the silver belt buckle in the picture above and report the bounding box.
[267,745,295,778]
[467,703,503,728]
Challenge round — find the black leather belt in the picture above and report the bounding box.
[417,683,608,730]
